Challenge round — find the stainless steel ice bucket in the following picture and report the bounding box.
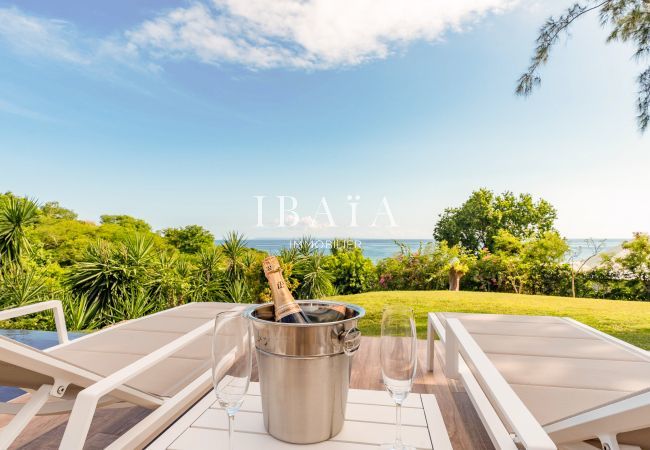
[244,300,365,444]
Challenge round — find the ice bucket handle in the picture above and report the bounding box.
[339,327,361,356]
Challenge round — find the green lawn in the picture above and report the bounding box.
[330,291,650,350]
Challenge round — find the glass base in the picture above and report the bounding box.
[379,443,416,450]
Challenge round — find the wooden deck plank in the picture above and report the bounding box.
[0,337,493,449]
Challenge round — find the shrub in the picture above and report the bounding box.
[327,246,375,294]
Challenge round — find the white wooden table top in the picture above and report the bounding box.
[148,382,453,450]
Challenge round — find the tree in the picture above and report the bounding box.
[100,215,152,233]
[443,244,476,291]
[433,189,557,254]
[27,218,98,266]
[517,0,650,132]
[568,238,606,297]
[489,230,569,294]
[615,232,650,299]
[41,201,77,220]
[162,225,215,254]
[0,197,39,266]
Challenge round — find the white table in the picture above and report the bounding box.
[148,382,453,450]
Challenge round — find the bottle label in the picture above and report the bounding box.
[263,256,282,274]
[274,301,304,321]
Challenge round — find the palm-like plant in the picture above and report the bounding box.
[61,292,102,330]
[294,235,316,257]
[0,197,39,266]
[68,240,118,305]
[195,246,223,283]
[188,247,225,302]
[279,246,300,265]
[222,278,251,303]
[68,234,155,305]
[117,233,155,270]
[0,264,48,307]
[221,231,247,282]
[295,252,334,299]
[150,251,189,307]
[106,288,156,323]
[277,247,301,292]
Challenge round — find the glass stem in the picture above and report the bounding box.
[395,402,403,447]
[228,413,235,450]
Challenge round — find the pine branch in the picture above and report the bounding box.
[639,66,650,131]
[602,0,650,59]
[516,1,610,96]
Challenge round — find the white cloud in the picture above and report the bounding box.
[126,0,518,69]
[0,7,89,64]
[0,1,517,72]
[297,215,325,228]
[0,7,156,74]
[272,214,326,228]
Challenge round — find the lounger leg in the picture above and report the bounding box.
[598,434,620,450]
[0,385,52,450]
[426,315,435,372]
[59,391,99,450]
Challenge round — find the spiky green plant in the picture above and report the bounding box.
[222,278,251,303]
[61,292,102,331]
[118,233,155,268]
[195,246,223,283]
[0,264,48,307]
[106,288,156,323]
[68,234,155,305]
[150,251,190,307]
[294,235,316,257]
[279,246,300,267]
[221,231,247,282]
[0,197,39,266]
[295,252,334,299]
[188,247,225,302]
[67,240,114,304]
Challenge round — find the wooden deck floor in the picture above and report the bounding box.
[1,337,493,449]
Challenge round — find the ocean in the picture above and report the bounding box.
[239,238,627,262]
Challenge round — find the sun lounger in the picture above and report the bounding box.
[0,300,245,450]
[427,312,650,450]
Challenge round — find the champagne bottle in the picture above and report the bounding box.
[263,256,310,324]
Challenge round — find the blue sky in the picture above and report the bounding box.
[0,0,648,239]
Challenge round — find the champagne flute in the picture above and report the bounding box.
[212,311,253,450]
[380,305,417,450]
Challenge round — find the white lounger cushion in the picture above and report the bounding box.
[41,302,246,398]
[435,313,650,427]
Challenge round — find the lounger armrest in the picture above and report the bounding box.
[445,318,556,450]
[0,300,68,344]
